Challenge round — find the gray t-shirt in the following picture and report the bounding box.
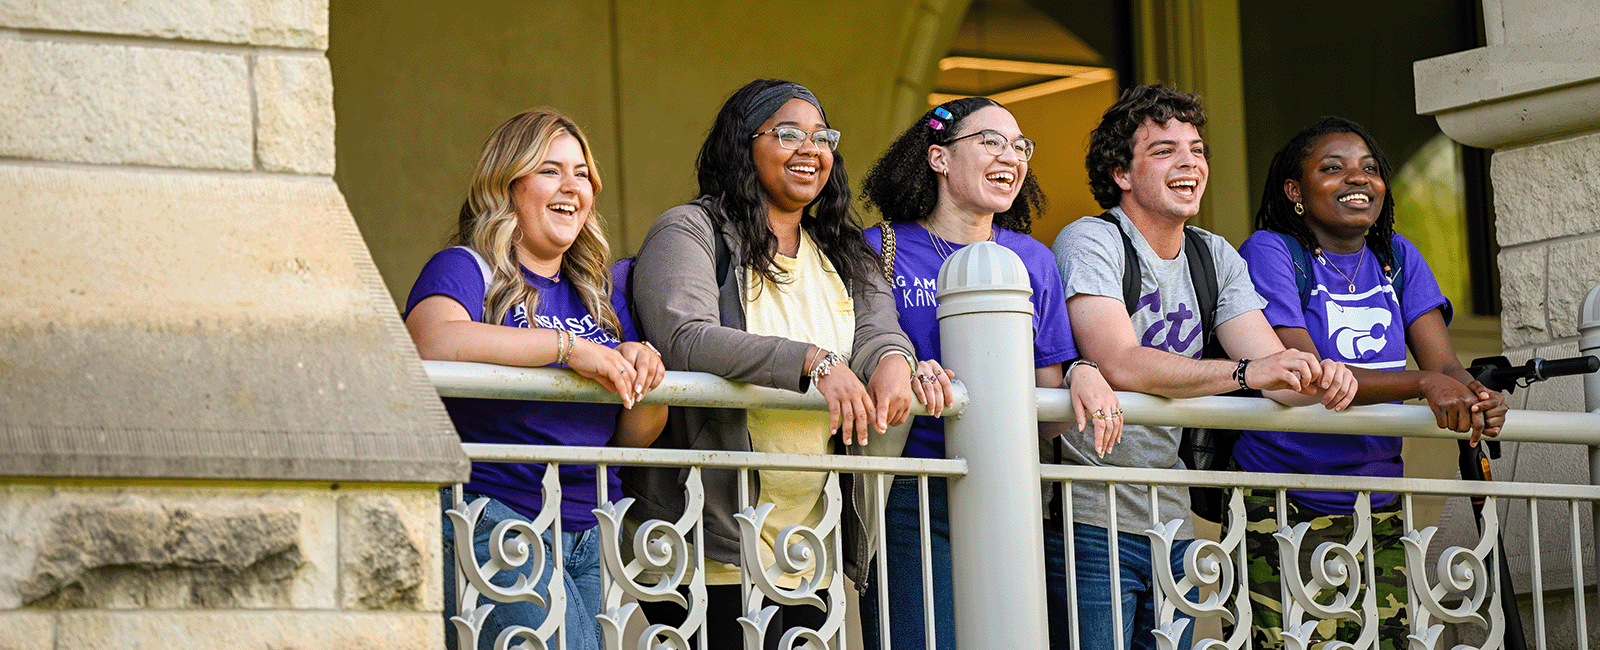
[1048,207,1266,539]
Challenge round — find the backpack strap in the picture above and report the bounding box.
[1182,227,1220,344]
[451,245,495,323]
[1094,212,1141,315]
[1271,232,1316,311]
[1387,235,1406,297]
[878,222,897,286]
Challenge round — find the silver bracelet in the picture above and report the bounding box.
[809,351,847,385]
[1064,358,1098,388]
[878,349,916,378]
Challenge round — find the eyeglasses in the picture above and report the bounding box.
[945,129,1035,161]
[751,126,842,151]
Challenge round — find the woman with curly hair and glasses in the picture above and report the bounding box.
[1236,115,1506,650]
[625,79,920,649]
[857,96,1122,650]
[404,108,669,650]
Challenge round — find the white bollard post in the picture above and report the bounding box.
[937,241,1048,648]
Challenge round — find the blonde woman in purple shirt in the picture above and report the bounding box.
[405,108,668,650]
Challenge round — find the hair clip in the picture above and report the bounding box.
[934,107,953,120]
[927,118,945,131]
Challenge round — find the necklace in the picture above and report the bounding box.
[925,221,995,261]
[1316,247,1364,292]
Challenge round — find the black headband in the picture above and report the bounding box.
[742,83,825,134]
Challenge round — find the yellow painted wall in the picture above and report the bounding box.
[329,0,971,307]
[1004,78,1124,246]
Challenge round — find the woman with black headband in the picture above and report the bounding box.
[624,79,922,649]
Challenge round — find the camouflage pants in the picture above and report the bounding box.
[1241,492,1409,650]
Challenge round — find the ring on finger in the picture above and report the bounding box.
[1092,408,1109,420]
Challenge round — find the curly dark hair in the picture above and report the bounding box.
[1256,115,1398,272]
[1085,85,1208,209]
[861,96,1045,234]
[694,79,874,288]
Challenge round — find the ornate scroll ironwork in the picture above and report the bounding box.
[1150,487,1251,650]
[595,466,708,650]
[447,465,567,650]
[1403,496,1502,650]
[733,471,846,650]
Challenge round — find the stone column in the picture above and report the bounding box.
[1415,2,1600,645]
[0,1,467,647]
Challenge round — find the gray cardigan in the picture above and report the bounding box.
[621,197,913,581]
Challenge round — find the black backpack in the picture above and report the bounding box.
[1095,212,1243,524]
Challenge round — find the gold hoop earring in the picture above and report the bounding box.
[1293,202,1305,215]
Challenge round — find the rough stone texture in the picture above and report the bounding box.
[1492,134,1600,247]
[256,55,336,175]
[56,611,439,649]
[0,486,338,610]
[0,611,53,650]
[1547,236,1600,340]
[0,165,468,483]
[0,39,252,170]
[1497,245,1548,349]
[339,489,438,612]
[0,0,328,49]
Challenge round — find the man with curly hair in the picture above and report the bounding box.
[1044,84,1359,650]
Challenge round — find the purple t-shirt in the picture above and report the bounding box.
[865,222,1078,459]
[405,247,637,531]
[1235,231,1450,514]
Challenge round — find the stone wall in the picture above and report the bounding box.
[0,0,463,646]
[0,484,440,649]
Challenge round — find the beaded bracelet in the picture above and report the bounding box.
[556,330,574,366]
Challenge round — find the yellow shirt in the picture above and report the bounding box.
[702,230,854,587]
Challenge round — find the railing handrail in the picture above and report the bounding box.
[425,360,1600,446]
[426,360,969,415]
[460,442,968,476]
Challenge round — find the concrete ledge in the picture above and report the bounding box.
[0,165,467,483]
[0,38,253,170]
[1415,41,1600,149]
[0,0,328,49]
[55,610,438,649]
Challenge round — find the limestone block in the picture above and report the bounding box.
[339,489,439,612]
[0,485,337,610]
[256,55,336,175]
[0,40,252,170]
[1497,245,1547,348]
[0,0,327,49]
[0,164,467,483]
[1548,236,1600,340]
[56,611,438,650]
[1492,134,1600,247]
[0,611,53,650]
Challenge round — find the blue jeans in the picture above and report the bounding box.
[861,476,954,650]
[441,490,603,650]
[1045,522,1196,650]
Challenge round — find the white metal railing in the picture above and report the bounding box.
[430,245,1600,650]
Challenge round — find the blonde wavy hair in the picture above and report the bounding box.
[450,108,621,339]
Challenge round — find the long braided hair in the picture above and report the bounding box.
[1255,115,1398,273]
[861,96,1045,233]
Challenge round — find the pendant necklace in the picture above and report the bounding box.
[1315,247,1363,292]
[926,221,995,261]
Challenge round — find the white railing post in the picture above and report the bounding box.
[1580,283,1600,592]
[936,241,1048,648]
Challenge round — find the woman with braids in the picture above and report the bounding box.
[405,108,668,650]
[1236,115,1507,650]
[859,96,1122,650]
[625,79,918,649]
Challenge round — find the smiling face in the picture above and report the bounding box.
[1114,118,1208,224]
[930,105,1026,217]
[1287,131,1387,243]
[751,98,833,215]
[510,133,593,265]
